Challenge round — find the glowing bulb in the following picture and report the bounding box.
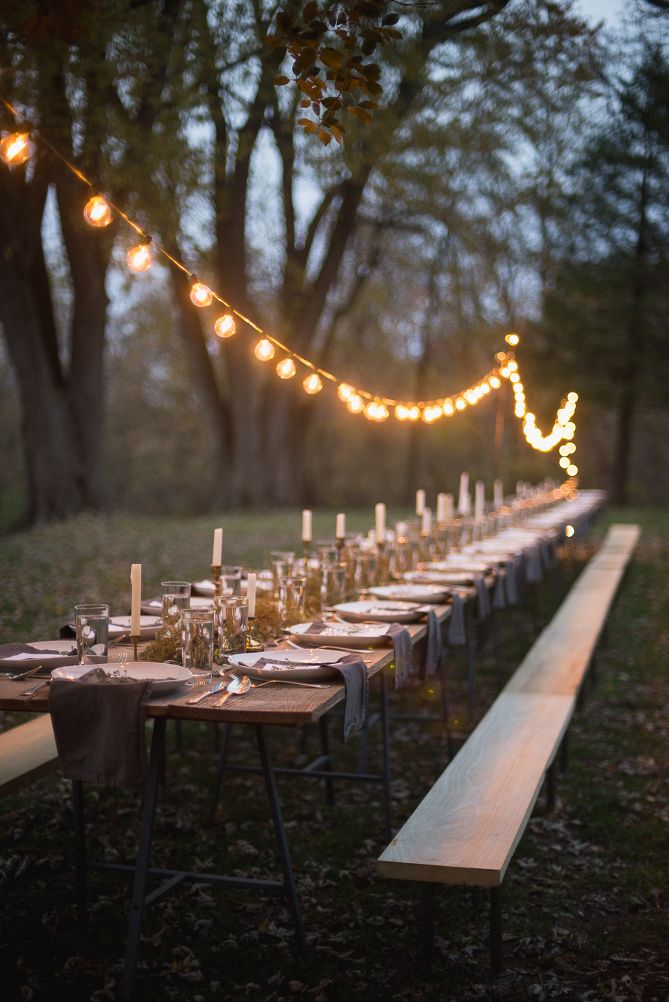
[559,444,570,456]
[83,195,112,227]
[276,357,296,379]
[559,456,570,469]
[254,338,275,361]
[567,392,578,403]
[567,464,578,477]
[126,241,152,273]
[365,401,389,421]
[455,397,466,411]
[338,383,354,402]
[395,405,409,421]
[489,376,501,389]
[190,282,213,307]
[505,332,520,346]
[214,313,236,338]
[509,372,520,383]
[347,394,364,414]
[565,524,575,538]
[442,399,454,415]
[407,405,420,421]
[507,360,518,372]
[500,366,510,378]
[303,373,323,395]
[0,132,30,166]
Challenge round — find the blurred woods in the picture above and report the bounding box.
[0,0,667,527]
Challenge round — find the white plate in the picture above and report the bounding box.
[51,662,192,693]
[288,621,389,648]
[110,615,163,638]
[228,649,346,681]
[422,559,492,574]
[333,600,425,624]
[368,584,449,604]
[404,570,475,586]
[0,639,86,670]
[142,597,213,615]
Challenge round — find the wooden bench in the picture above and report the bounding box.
[0,715,59,798]
[377,523,640,974]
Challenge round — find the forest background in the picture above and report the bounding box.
[1,0,668,530]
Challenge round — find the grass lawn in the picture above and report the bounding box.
[0,506,667,1001]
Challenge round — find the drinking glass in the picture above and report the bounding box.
[75,603,109,665]
[271,558,293,598]
[277,575,307,627]
[320,563,347,612]
[161,581,191,631]
[180,608,215,677]
[220,565,242,597]
[352,551,377,593]
[214,595,248,658]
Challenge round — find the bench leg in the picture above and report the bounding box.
[72,780,87,930]
[420,883,435,965]
[490,886,503,976]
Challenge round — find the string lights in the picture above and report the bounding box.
[0,109,580,479]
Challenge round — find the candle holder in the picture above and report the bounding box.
[130,634,141,661]
[211,563,223,598]
[302,540,311,561]
[335,537,346,560]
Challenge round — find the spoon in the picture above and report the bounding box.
[214,674,251,707]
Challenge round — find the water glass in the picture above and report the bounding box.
[352,552,378,593]
[277,574,307,627]
[180,608,215,677]
[214,595,248,658]
[271,558,293,597]
[320,563,347,612]
[220,565,242,597]
[161,580,191,629]
[75,603,109,665]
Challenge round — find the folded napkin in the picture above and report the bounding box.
[0,642,75,661]
[474,575,491,619]
[423,610,442,678]
[49,668,151,787]
[447,592,467,646]
[252,655,368,742]
[303,621,413,689]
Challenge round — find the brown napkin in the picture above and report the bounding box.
[49,668,151,786]
[253,655,368,741]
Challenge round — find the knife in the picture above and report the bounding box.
[185,679,227,705]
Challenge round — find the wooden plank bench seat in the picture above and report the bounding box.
[376,523,640,974]
[0,715,59,799]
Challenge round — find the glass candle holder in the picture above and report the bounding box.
[277,574,307,628]
[214,595,248,659]
[180,608,215,677]
[75,603,109,665]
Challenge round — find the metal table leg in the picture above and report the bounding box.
[208,722,232,823]
[72,780,87,930]
[318,716,335,806]
[379,670,392,841]
[121,716,167,1002]
[255,725,307,956]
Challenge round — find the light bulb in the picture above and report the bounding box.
[276,357,296,379]
[567,391,578,403]
[0,132,30,166]
[559,456,570,469]
[126,241,152,273]
[303,373,323,395]
[395,405,409,421]
[254,338,275,361]
[338,383,354,401]
[567,464,578,477]
[443,399,455,415]
[489,376,501,389]
[83,195,112,227]
[565,524,575,538]
[214,313,236,338]
[190,281,213,307]
[455,397,466,411]
[347,394,364,414]
[407,405,420,421]
[505,332,520,346]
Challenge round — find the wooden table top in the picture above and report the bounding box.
[0,605,453,727]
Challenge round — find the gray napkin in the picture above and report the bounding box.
[49,668,151,786]
[505,559,520,605]
[254,654,368,741]
[423,610,442,678]
[474,575,491,619]
[0,642,75,659]
[447,592,467,645]
[305,621,413,690]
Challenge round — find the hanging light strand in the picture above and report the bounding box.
[0,99,579,475]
